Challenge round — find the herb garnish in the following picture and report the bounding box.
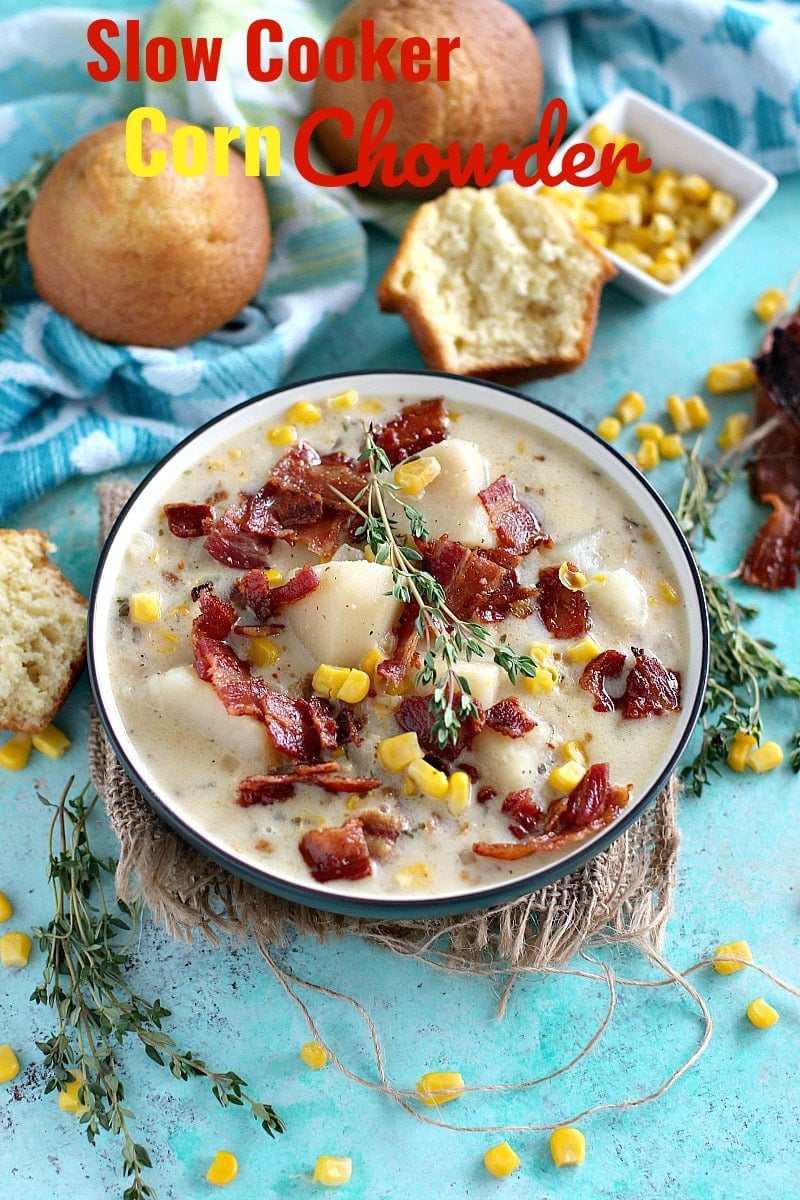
[0,154,53,331]
[32,781,284,1200]
[676,439,800,793]
[337,427,537,749]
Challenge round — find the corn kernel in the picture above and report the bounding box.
[416,1071,465,1106]
[312,664,351,700]
[550,1127,586,1167]
[0,1044,20,1083]
[394,456,442,496]
[652,178,681,216]
[249,638,280,667]
[609,240,654,272]
[394,862,432,888]
[648,211,677,245]
[313,1156,352,1186]
[446,771,471,817]
[360,399,383,415]
[0,892,12,922]
[287,401,321,425]
[264,568,283,585]
[587,122,614,148]
[636,422,664,442]
[523,666,559,696]
[328,389,358,409]
[666,394,692,434]
[267,424,297,445]
[528,641,554,666]
[336,669,370,704]
[636,437,660,471]
[746,741,784,773]
[684,395,711,429]
[562,740,588,764]
[377,731,423,772]
[360,646,384,681]
[727,731,758,772]
[714,939,752,974]
[0,931,32,968]
[206,1151,239,1187]
[301,1041,328,1070]
[679,173,713,203]
[483,1142,521,1178]
[31,724,71,761]
[647,260,683,285]
[58,1072,88,1115]
[549,761,586,793]
[594,192,629,224]
[746,998,779,1029]
[659,433,685,460]
[717,412,751,451]
[615,391,646,424]
[129,591,161,623]
[753,288,785,323]
[557,562,586,591]
[406,758,449,800]
[707,189,736,225]
[706,360,756,394]
[659,579,679,605]
[595,415,622,442]
[566,635,601,664]
[0,733,32,771]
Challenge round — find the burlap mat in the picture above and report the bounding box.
[89,481,680,968]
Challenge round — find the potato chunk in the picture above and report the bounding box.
[393,439,496,547]
[469,723,551,795]
[141,666,272,764]
[280,560,403,667]
[589,568,649,630]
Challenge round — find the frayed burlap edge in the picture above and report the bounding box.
[91,481,680,969]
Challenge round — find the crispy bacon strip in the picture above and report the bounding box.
[376,603,421,688]
[742,492,800,590]
[578,649,627,713]
[193,638,268,718]
[236,564,319,623]
[501,789,543,839]
[299,818,373,883]
[371,396,448,466]
[479,476,551,555]
[536,565,592,639]
[619,649,681,719]
[395,693,484,761]
[203,503,273,569]
[421,535,533,623]
[258,691,339,761]
[191,584,237,639]
[237,762,380,807]
[164,502,213,538]
[485,698,536,738]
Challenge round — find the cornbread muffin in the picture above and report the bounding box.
[26,120,271,347]
[0,530,88,734]
[377,184,617,380]
[311,0,543,198]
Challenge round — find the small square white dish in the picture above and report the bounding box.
[538,89,778,304]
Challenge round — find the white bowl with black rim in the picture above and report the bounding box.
[89,371,709,919]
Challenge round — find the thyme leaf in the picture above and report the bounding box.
[0,154,53,330]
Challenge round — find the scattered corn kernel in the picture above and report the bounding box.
[636,422,665,441]
[706,359,756,394]
[394,862,432,888]
[753,287,785,323]
[378,731,423,772]
[746,741,783,773]
[129,591,161,624]
[313,1156,352,1187]
[684,395,711,429]
[727,731,758,772]
[0,1044,20,1083]
[666,394,692,434]
[328,389,358,409]
[249,638,280,668]
[549,1126,586,1167]
[0,733,32,771]
[58,1072,88,1115]
[483,1142,521,1178]
[566,635,601,664]
[595,415,622,442]
[718,412,751,451]
[31,724,71,761]
[336,669,370,704]
[523,666,559,696]
[312,664,353,700]
[287,401,321,425]
[206,1150,239,1187]
[301,1041,328,1070]
[659,579,679,605]
[549,761,586,793]
[615,391,646,424]
[0,930,32,968]
[394,456,441,496]
[407,758,449,801]
[746,997,779,1029]
[558,562,587,591]
[0,892,12,922]
[659,433,685,460]
[446,771,471,817]
[562,740,588,765]
[636,437,661,471]
[416,1071,465,1106]
[714,939,752,974]
[267,424,297,445]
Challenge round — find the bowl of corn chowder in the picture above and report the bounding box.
[89,372,708,918]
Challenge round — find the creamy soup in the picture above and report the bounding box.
[106,389,689,900]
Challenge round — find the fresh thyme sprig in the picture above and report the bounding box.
[32,780,284,1200]
[0,153,53,330]
[338,427,536,748]
[676,440,800,793]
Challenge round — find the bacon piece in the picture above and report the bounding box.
[619,649,681,719]
[299,818,373,883]
[376,603,421,689]
[421,535,532,623]
[237,777,296,806]
[395,693,485,761]
[536,565,592,638]
[371,397,448,466]
[741,493,800,590]
[257,692,339,761]
[236,564,320,623]
[269,444,363,509]
[191,584,237,639]
[485,698,536,738]
[479,476,552,555]
[193,638,268,718]
[358,808,410,858]
[203,503,273,569]
[578,649,627,713]
[501,789,544,839]
[237,762,380,807]
[164,502,213,538]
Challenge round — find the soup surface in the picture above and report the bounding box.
[107,389,689,900]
